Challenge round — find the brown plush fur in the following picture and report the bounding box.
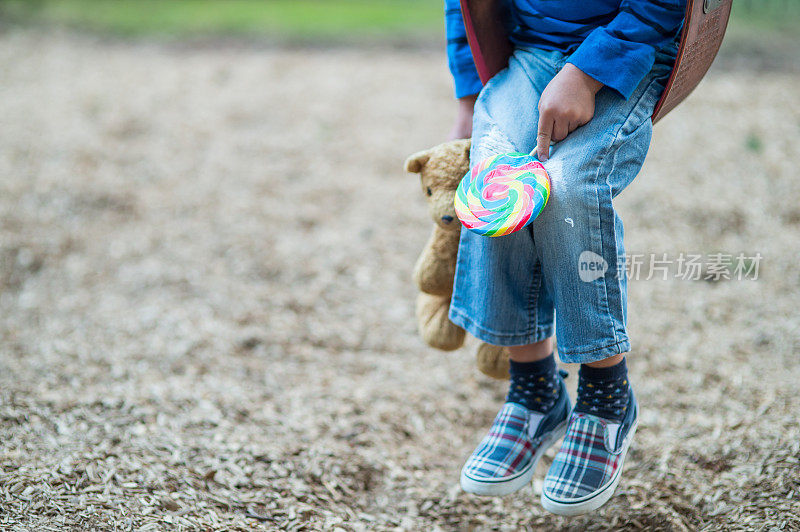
[405,139,510,379]
[476,343,511,380]
[415,292,466,351]
[413,225,459,297]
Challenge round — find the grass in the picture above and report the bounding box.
[731,0,800,34]
[745,132,764,153]
[1,0,797,43]
[727,0,800,43]
[0,0,444,41]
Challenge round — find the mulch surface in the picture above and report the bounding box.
[1,30,799,530]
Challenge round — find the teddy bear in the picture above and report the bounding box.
[405,139,510,380]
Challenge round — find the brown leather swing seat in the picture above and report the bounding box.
[459,0,733,123]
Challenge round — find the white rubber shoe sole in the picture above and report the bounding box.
[460,419,568,497]
[540,420,638,516]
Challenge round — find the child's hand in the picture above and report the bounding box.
[448,94,478,140]
[536,64,603,161]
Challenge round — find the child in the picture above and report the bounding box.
[444,0,685,515]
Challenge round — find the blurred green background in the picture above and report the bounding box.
[1,0,798,43]
[0,0,443,41]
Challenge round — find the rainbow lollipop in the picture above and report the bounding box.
[454,152,551,237]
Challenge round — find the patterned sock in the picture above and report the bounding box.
[574,358,630,422]
[506,353,561,413]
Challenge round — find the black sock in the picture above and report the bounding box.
[574,358,630,422]
[506,353,561,413]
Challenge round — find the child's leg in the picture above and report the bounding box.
[507,338,553,362]
[523,49,668,514]
[456,50,570,498]
[453,46,671,511]
[502,50,667,515]
[450,49,561,350]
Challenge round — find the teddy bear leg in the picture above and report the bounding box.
[416,292,465,351]
[413,225,461,296]
[475,342,510,380]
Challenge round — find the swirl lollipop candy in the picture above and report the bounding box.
[454,152,551,237]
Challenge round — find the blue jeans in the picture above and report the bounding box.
[448,46,672,364]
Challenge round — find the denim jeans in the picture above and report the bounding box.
[448,46,673,364]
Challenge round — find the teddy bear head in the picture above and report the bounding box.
[405,139,471,231]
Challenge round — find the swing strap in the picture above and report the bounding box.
[459,0,734,123]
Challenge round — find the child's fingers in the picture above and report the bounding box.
[536,113,554,161]
[552,119,569,143]
[568,120,579,134]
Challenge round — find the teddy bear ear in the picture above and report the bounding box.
[404,149,431,174]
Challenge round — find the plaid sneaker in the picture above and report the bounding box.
[460,376,570,496]
[541,388,638,515]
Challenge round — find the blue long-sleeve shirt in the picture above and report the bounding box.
[445,0,685,99]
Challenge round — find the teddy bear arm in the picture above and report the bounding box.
[413,225,459,296]
[415,293,466,351]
